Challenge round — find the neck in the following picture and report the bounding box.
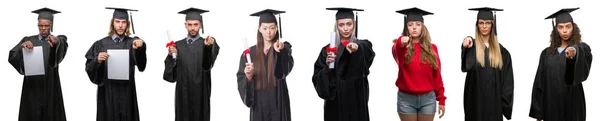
[264,40,273,49]
[482,34,490,43]
[341,37,350,42]
[560,40,569,48]
[412,37,420,43]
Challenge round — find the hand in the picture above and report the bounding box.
[48,35,58,47]
[244,63,254,81]
[463,36,473,48]
[326,52,336,64]
[438,105,445,119]
[204,36,215,46]
[97,52,109,64]
[346,42,359,54]
[274,40,284,53]
[401,36,410,45]
[132,39,144,49]
[168,46,177,56]
[21,41,33,50]
[565,47,576,59]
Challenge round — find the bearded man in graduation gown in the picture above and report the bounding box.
[163,8,220,121]
[8,7,68,121]
[84,7,147,121]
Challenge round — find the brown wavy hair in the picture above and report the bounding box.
[402,24,439,70]
[253,22,280,90]
[107,18,131,37]
[547,22,581,55]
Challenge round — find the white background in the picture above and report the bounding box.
[1,0,598,121]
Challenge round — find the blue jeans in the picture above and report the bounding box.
[397,91,437,115]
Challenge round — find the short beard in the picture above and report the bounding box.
[188,31,199,38]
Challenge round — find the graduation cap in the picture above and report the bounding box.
[179,7,209,34]
[545,8,579,41]
[250,9,285,38]
[32,7,61,32]
[469,7,503,35]
[106,7,139,34]
[326,7,364,38]
[545,8,579,26]
[396,7,433,36]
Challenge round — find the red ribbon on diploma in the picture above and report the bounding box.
[243,49,251,58]
[326,41,350,54]
[166,41,176,48]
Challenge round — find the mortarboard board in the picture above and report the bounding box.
[250,9,285,38]
[326,7,364,38]
[396,7,433,36]
[179,7,209,33]
[545,8,579,25]
[106,7,138,34]
[469,7,503,35]
[32,7,61,32]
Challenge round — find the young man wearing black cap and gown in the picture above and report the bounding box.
[312,7,375,121]
[236,9,294,121]
[529,7,592,121]
[8,7,68,121]
[163,7,220,121]
[84,7,147,121]
[393,7,446,121]
[460,7,514,121]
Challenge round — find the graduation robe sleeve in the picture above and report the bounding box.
[163,40,181,83]
[84,41,106,86]
[565,42,592,85]
[237,49,255,107]
[529,50,546,120]
[203,38,220,71]
[274,42,294,80]
[461,38,478,72]
[8,37,29,75]
[48,35,68,68]
[163,52,178,83]
[500,47,514,119]
[133,39,147,72]
[312,46,338,100]
[349,40,375,78]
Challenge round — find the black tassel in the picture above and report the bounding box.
[355,12,358,38]
[201,15,204,34]
[129,11,136,35]
[278,15,282,38]
[403,16,408,36]
[494,11,497,35]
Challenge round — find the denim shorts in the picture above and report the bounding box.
[397,91,437,114]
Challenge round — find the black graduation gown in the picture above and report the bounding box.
[236,42,294,121]
[84,36,147,121]
[163,37,220,121]
[529,42,592,121]
[8,35,68,121]
[312,39,375,121]
[461,40,514,121]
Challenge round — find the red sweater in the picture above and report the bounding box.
[392,36,446,105]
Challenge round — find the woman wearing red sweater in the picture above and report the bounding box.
[392,7,446,121]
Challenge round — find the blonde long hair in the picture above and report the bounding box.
[475,21,503,69]
[402,24,439,70]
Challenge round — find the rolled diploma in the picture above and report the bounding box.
[329,32,336,69]
[243,38,252,64]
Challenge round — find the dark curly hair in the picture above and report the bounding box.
[547,23,581,55]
